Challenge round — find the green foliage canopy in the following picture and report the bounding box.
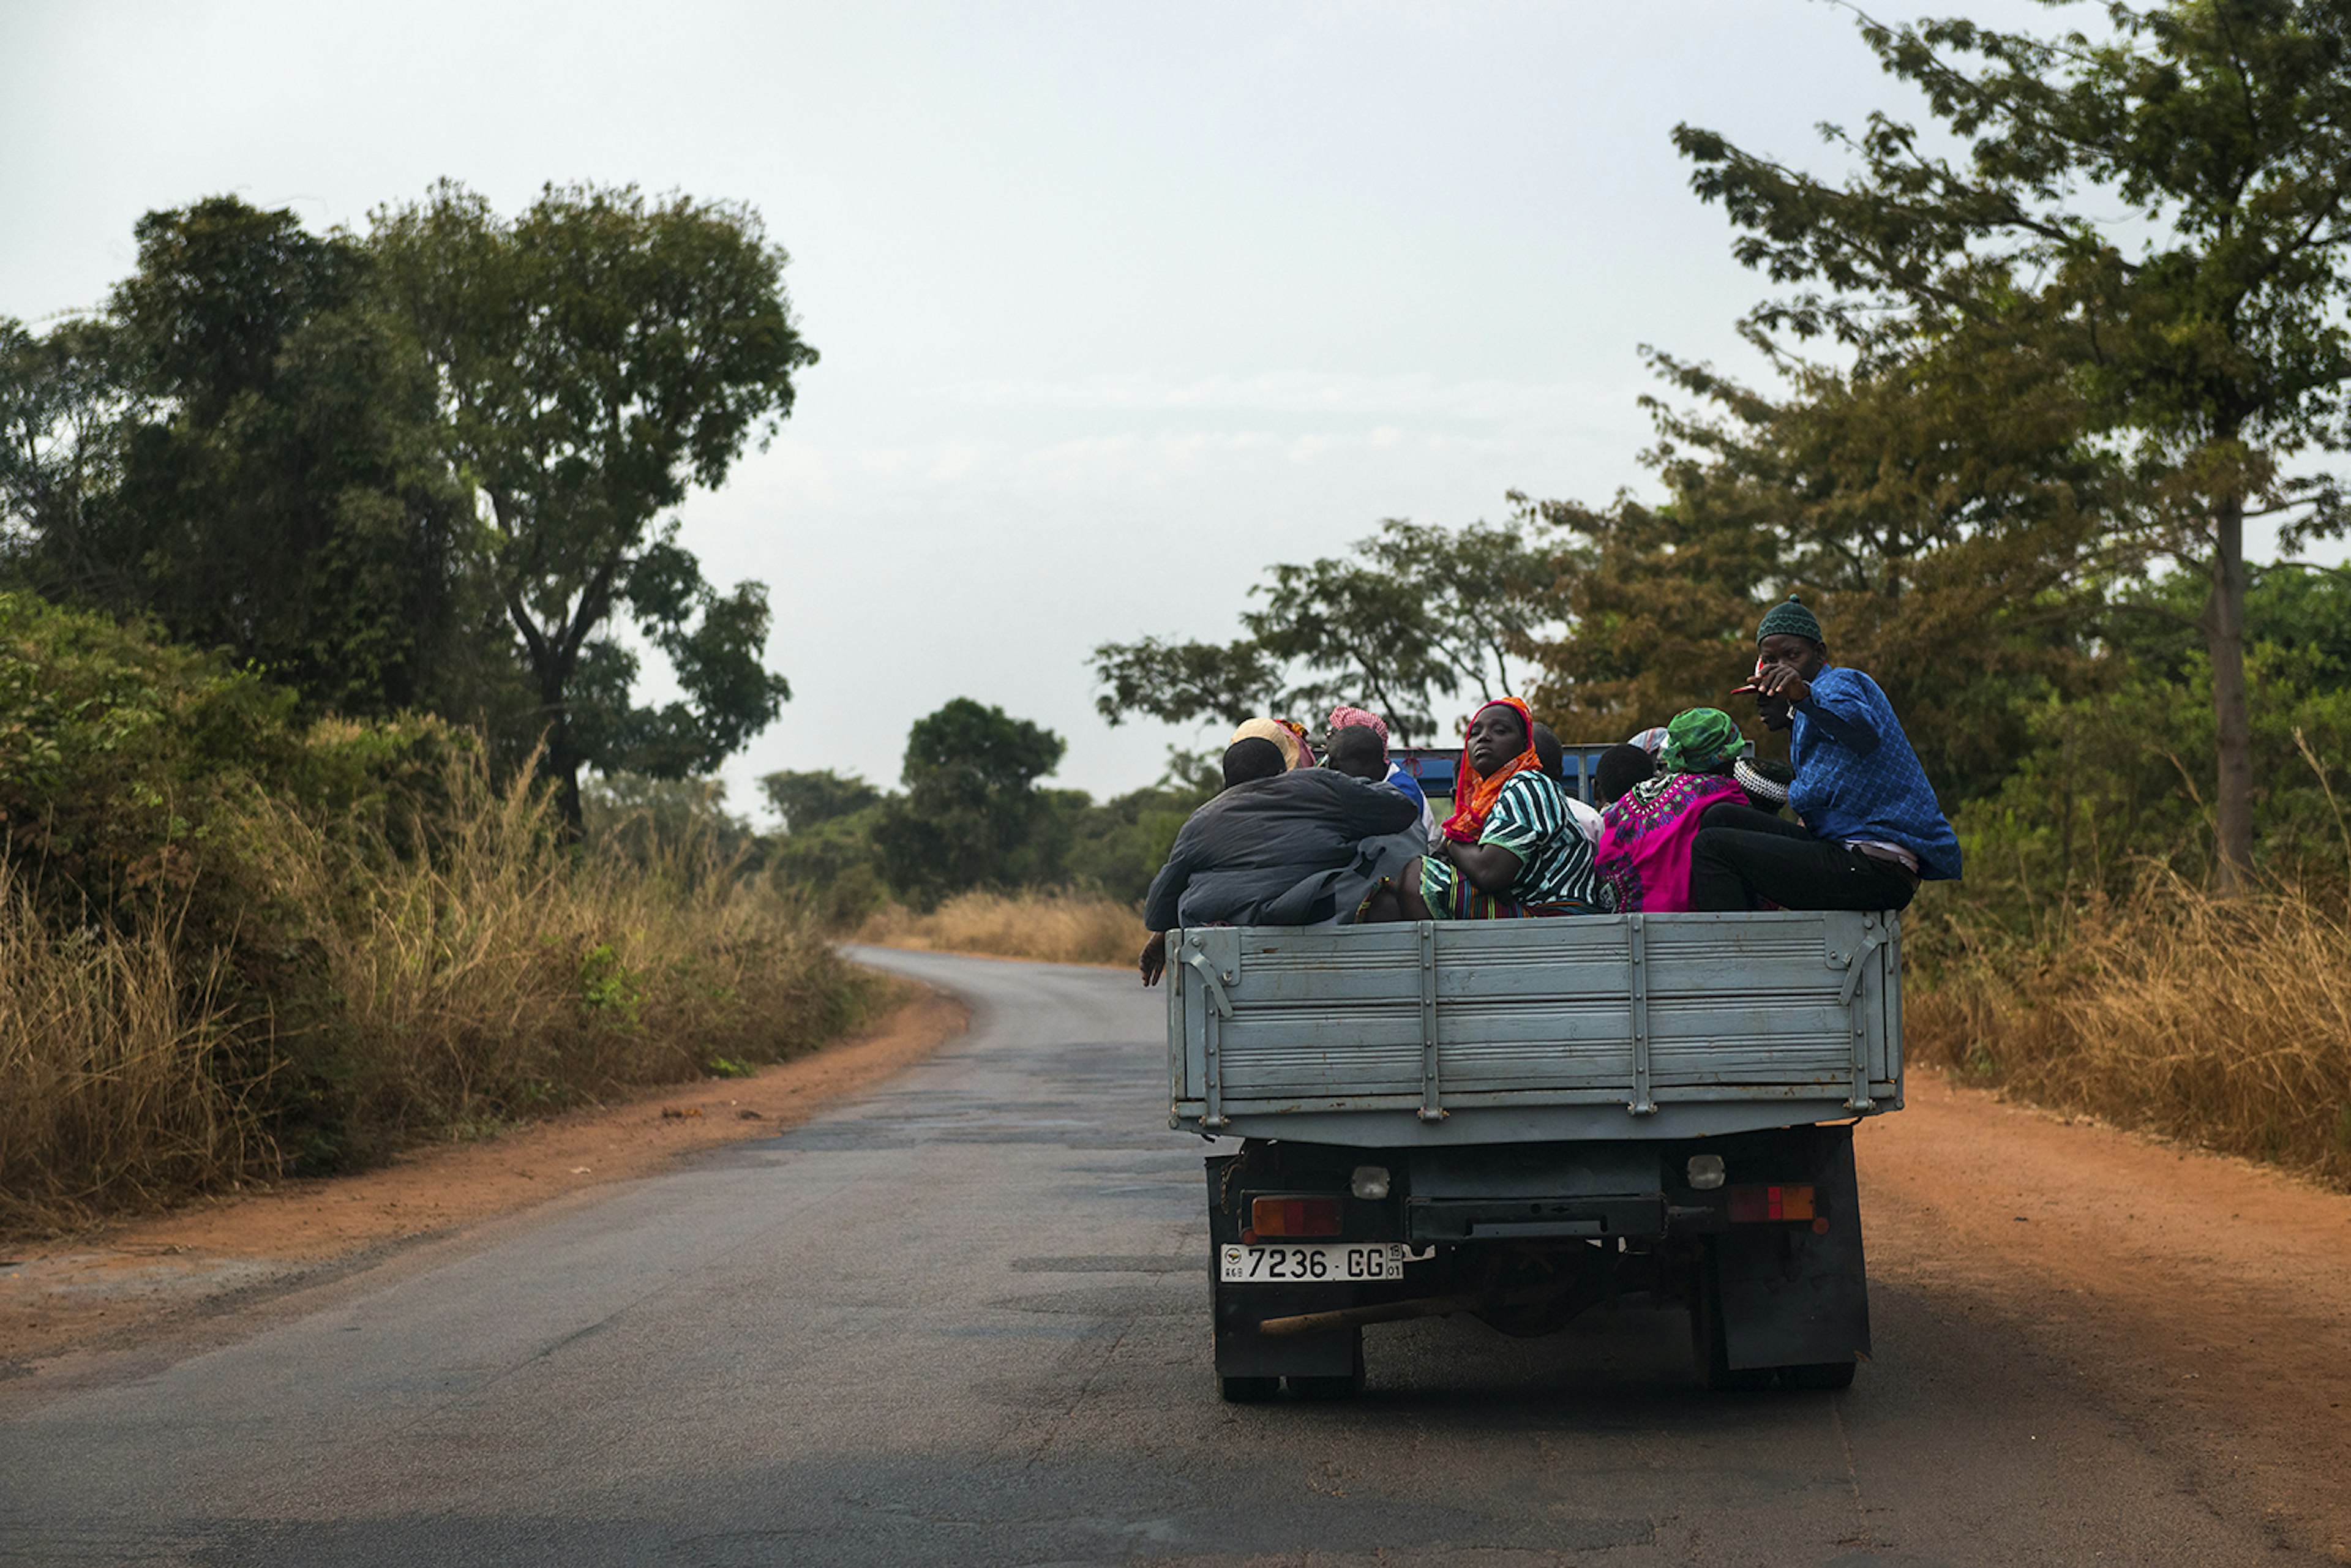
[1673,0,2351,883]
[371,181,818,827]
[1092,517,1554,746]
[874,698,1067,904]
[3,198,487,718]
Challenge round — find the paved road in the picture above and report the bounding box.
[0,949,2318,1566]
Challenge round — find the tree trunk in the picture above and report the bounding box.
[531,659,585,842]
[2206,492,2255,892]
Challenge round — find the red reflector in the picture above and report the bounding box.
[1251,1195,1344,1237]
[1727,1184,1816,1223]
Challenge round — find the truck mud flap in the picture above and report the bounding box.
[1712,1124,1870,1370]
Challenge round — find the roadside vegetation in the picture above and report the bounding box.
[855,890,1147,968]
[0,179,864,1237]
[1911,874,2351,1188]
[0,594,875,1236]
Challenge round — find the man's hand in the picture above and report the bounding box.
[1139,931,1168,988]
[1753,665,1811,705]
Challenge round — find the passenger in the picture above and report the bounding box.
[1592,742,1656,807]
[1229,716,1308,770]
[1689,596,1962,912]
[1594,708,1749,913]
[1531,721,1605,847]
[1361,697,1602,921]
[1138,735,1422,984]
[1326,704,1438,845]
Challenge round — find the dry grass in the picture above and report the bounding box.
[857,888,1147,967]
[0,874,266,1228]
[261,760,878,1150]
[1910,873,2351,1188]
[1,756,877,1236]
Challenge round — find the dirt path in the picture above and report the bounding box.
[0,985,969,1375]
[1858,1071,2351,1559]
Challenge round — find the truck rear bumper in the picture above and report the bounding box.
[1404,1194,1666,1242]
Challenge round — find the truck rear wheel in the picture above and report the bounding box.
[1220,1375,1281,1403]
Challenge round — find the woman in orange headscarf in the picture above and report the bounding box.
[1364,698,1602,920]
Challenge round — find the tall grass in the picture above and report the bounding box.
[0,875,265,1228]
[0,755,878,1236]
[1910,872,2351,1188]
[857,888,1147,967]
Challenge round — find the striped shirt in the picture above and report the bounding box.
[1480,771,1599,908]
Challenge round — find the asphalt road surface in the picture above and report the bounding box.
[0,948,2322,1567]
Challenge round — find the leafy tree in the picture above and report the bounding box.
[583,771,752,871]
[1092,517,1554,745]
[1090,637,1283,733]
[1675,0,2351,887]
[372,182,817,831]
[2113,562,2351,690]
[872,699,1066,904]
[0,315,132,602]
[759,768,883,833]
[2,198,487,718]
[1527,331,2111,800]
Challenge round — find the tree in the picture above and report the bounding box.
[872,699,1065,904]
[1527,331,2112,801]
[1089,637,1283,732]
[0,315,132,605]
[1675,1,2351,887]
[372,182,817,831]
[1092,517,1554,745]
[760,768,882,833]
[4,197,487,718]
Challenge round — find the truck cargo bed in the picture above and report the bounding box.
[1167,909,1902,1144]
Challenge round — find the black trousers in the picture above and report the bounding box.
[1688,803,1917,913]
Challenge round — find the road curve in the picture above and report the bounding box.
[0,948,2319,1566]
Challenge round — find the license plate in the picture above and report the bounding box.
[1220,1242,1411,1283]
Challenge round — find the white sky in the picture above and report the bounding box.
[9,0,2274,817]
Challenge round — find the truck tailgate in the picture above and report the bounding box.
[1168,910,1900,1144]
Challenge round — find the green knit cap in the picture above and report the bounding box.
[1662,707,1741,774]
[1757,594,1823,646]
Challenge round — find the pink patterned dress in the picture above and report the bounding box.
[1595,772,1747,913]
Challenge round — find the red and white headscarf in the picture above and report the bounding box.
[1326,705,1389,751]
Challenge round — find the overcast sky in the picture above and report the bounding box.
[7,0,2237,814]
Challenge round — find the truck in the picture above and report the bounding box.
[1164,886,1902,1401]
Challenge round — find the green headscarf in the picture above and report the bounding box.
[1661,707,1740,774]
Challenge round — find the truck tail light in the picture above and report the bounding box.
[1727,1184,1815,1223]
[1251,1195,1344,1237]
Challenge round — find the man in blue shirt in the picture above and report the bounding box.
[1689,596,1962,912]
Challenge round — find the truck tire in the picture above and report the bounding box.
[1220,1375,1281,1403]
